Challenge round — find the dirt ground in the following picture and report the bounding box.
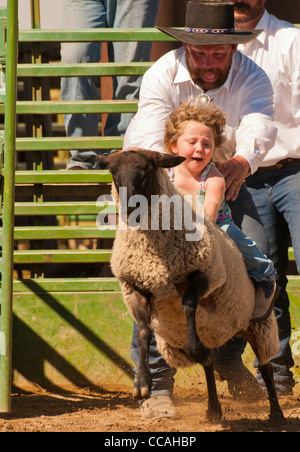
[0,382,299,433]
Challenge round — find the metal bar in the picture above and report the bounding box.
[15,136,124,151]
[18,28,177,43]
[30,0,44,279]
[17,62,151,77]
[13,226,116,240]
[0,0,18,413]
[15,170,113,184]
[0,100,138,115]
[14,201,116,215]
[30,0,41,30]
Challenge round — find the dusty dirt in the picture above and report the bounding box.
[0,382,300,433]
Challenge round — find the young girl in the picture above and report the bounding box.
[164,99,276,318]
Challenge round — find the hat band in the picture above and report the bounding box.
[185,27,235,34]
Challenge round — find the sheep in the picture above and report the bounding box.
[98,149,285,424]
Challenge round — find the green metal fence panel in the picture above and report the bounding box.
[5,16,176,393]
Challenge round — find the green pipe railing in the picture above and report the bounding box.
[0,0,18,413]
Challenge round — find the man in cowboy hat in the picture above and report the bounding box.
[124,1,277,419]
[125,1,275,201]
[231,0,300,396]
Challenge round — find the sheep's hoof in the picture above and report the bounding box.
[141,386,151,399]
[268,408,286,426]
[206,403,222,423]
[132,386,151,400]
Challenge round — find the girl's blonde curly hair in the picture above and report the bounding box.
[164,99,227,154]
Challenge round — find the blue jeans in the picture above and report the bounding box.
[245,164,300,389]
[217,219,275,284]
[131,184,275,396]
[61,0,160,169]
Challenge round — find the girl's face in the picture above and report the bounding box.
[171,121,214,175]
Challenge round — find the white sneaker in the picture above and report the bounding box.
[140,396,178,420]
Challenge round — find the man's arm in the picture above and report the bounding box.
[123,59,176,152]
[218,68,277,200]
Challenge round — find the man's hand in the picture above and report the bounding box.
[217,156,250,201]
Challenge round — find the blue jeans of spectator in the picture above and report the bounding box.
[61,0,160,169]
[131,184,273,396]
[245,165,300,388]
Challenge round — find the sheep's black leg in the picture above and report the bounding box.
[204,363,222,422]
[258,363,285,425]
[130,290,152,400]
[182,271,212,366]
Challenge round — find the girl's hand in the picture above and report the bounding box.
[217,156,250,201]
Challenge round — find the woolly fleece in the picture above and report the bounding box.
[110,167,279,368]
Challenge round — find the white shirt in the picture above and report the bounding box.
[238,10,300,167]
[123,46,277,174]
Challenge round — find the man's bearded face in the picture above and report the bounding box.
[184,44,237,92]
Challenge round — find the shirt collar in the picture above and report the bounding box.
[254,9,270,45]
[174,47,194,85]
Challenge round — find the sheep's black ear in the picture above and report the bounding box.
[97,151,122,168]
[97,154,111,168]
[153,152,186,169]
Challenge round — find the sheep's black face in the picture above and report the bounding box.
[111,152,159,212]
[97,149,186,215]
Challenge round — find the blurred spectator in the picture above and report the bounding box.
[61,0,160,170]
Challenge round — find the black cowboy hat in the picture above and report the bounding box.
[156,1,262,45]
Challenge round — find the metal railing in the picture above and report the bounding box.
[0,0,18,413]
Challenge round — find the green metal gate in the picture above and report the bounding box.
[0,0,176,412]
[0,0,299,413]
